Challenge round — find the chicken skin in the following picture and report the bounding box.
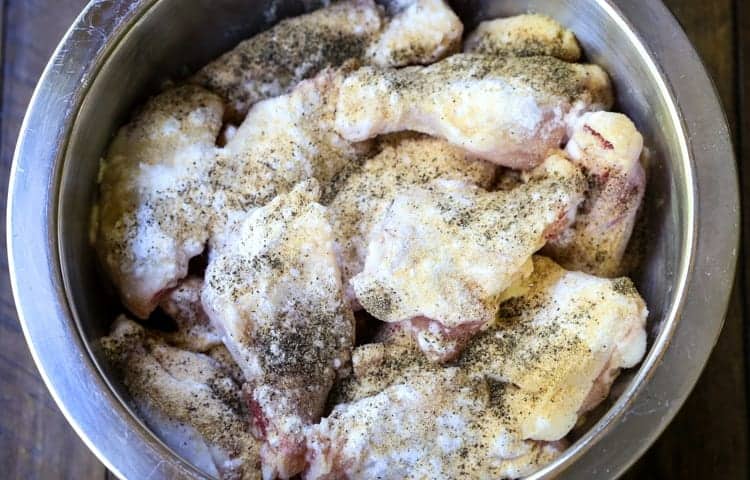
[101,317,261,480]
[307,363,563,479]
[192,0,462,118]
[328,134,496,308]
[461,255,648,441]
[465,14,581,61]
[95,86,224,319]
[334,53,613,169]
[311,255,646,479]
[545,111,646,277]
[209,69,371,246]
[202,180,354,479]
[351,154,586,362]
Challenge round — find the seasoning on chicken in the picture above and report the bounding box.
[306,366,564,480]
[461,256,648,441]
[313,255,646,479]
[93,5,652,479]
[209,69,371,247]
[464,13,581,61]
[101,316,261,480]
[334,53,613,169]
[94,86,224,319]
[351,154,586,362]
[329,134,496,308]
[368,0,463,67]
[202,180,354,479]
[158,276,222,352]
[545,111,646,277]
[192,0,462,118]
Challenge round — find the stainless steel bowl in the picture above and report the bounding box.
[7,0,738,478]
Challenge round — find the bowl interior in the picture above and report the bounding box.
[57,0,690,476]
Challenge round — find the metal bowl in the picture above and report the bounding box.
[7,0,738,478]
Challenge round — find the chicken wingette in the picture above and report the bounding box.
[351,155,586,361]
[329,134,496,308]
[94,86,224,318]
[545,111,646,277]
[202,180,354,479]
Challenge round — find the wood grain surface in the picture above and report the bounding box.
[0,1,746,479]
[624,2,748,477]
[1,3,107,479]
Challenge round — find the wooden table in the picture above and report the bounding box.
[0,1,746,478]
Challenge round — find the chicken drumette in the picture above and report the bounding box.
[334,53,613,169]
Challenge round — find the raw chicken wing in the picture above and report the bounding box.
[101,316,260,479]
[202,180,354,479]
[209,69,371,245]
[351,154,585,361]
[545,111,646,276]
[328,134,496,308]
[465,14,581,61]
[335,53,613,169]
[193,0,461,117]
[460,256,648,441]
[307,366,563,480]
[368,0,463,67]
[95,86,223,318]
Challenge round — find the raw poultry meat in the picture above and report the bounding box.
[334,53,613,169]
[310,255,647,479]
[545,111,646,277]
[351,154,585,361]
[94,5,653,479]
[202,180,354,479]
[368,0,463,67]
[101,317,261,480]
[94,86,224,319]
[460,255,648,440]
[192,0,462,118]
[328,134,496,308]
[464,13,581,61]
[208,69,371,247]
[307,352,563,479]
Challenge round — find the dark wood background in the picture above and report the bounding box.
[0,1,746,478]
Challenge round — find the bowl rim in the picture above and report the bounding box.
[7,0,738,479]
